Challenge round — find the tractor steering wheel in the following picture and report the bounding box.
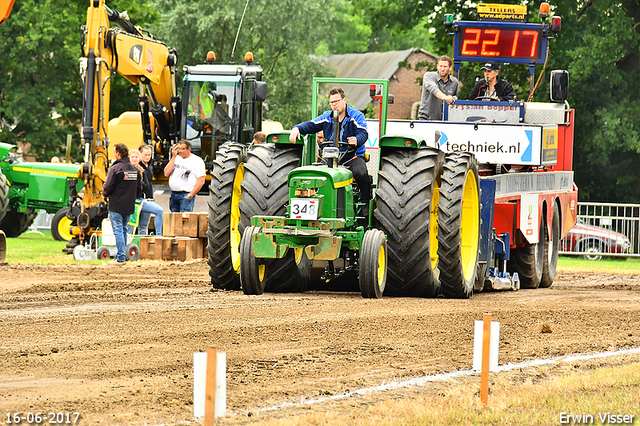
[319,141,358,166]
[474,96,499,101]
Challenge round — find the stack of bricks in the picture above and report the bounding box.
[139,212,209,261]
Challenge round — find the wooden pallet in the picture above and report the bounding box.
[139,236,204,261]
[163,212,208,238]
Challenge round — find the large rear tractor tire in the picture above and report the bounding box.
[0,174,8,223]
[207,142,246,290]
[51,207,74,241]
[374,147,444,297]
[540,205,560,288]
[0,208,37,238]
[239,143,306,293]
[438,152,481,299]
[510,216,545,289]
[359,229,387,299]
[265,248,310,293]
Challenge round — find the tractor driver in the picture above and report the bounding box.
[289,87,371,214]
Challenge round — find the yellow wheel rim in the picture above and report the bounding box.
[230,163,245,273]
[57,215,74,242]
[258,263,266,282]
[294,247,304,265]
[460,170,480,282]
[377,244,386,287]
[430,178,440,270]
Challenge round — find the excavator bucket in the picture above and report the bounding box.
[0,230,6,263]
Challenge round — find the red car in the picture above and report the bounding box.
[561,218,632,260]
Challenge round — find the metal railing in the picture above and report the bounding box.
[560,202,640,259]
[26,211,54,236]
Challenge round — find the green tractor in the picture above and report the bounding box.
[0,142,82,239]
[237,78,481,298]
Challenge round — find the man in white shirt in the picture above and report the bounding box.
[163,139,206,212]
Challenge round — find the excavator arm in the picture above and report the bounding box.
[69,0,180,245]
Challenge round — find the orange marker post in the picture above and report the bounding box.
[480,313,491,407]
[204,346,217,425]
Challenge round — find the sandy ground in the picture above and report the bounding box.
[0,261,639,425]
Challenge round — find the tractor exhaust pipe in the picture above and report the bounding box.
[332,109,339,168]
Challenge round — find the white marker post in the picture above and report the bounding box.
[473,313,500,406]
[193,347,226,422]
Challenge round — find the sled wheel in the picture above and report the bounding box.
[540,205,560,288]
[510,217,545,289]
[96,246,111,260]
[126,243,140,261]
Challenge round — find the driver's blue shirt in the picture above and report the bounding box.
[293,104,368,157]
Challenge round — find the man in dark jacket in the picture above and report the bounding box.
[289,87,371,215]
[470,61,516,101]
[103,143,142,264]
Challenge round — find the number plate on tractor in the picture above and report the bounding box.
[290,198,319,220]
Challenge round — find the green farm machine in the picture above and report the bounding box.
[0,143,82,240]
[235,78,481,298]
[209,3,577,298]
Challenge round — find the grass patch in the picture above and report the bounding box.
[260,360,640,426]
[5,233,640,271]
[558,255,640,273]
[4,232,103,265]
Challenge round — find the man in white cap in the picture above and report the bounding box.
[470,61,516,101]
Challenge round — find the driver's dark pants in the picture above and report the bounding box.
[342,156,371,202]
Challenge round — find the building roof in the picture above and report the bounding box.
[319,48,437,110]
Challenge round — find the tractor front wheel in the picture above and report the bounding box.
[51,207,74,241]
[0,208,37,238]
[239,226,269,295]
[0,174,8,223]
[359,229,387,299]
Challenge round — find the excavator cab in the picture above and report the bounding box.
[181,59,266,166]
[183,79,236,163]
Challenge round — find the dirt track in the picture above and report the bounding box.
[1,261,639,425]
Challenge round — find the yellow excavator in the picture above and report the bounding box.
[63,0,270,252]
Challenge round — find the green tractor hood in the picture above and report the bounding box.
[0,142,82,213]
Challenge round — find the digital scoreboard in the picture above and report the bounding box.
[453,21,548,64]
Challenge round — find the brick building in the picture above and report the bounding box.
[320,48,438,119]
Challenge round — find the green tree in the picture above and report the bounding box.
[553,0,640,203]
[152,0,336,128]
[0,0,160,162]
[359,0,640,203]
[0,0,82,161]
